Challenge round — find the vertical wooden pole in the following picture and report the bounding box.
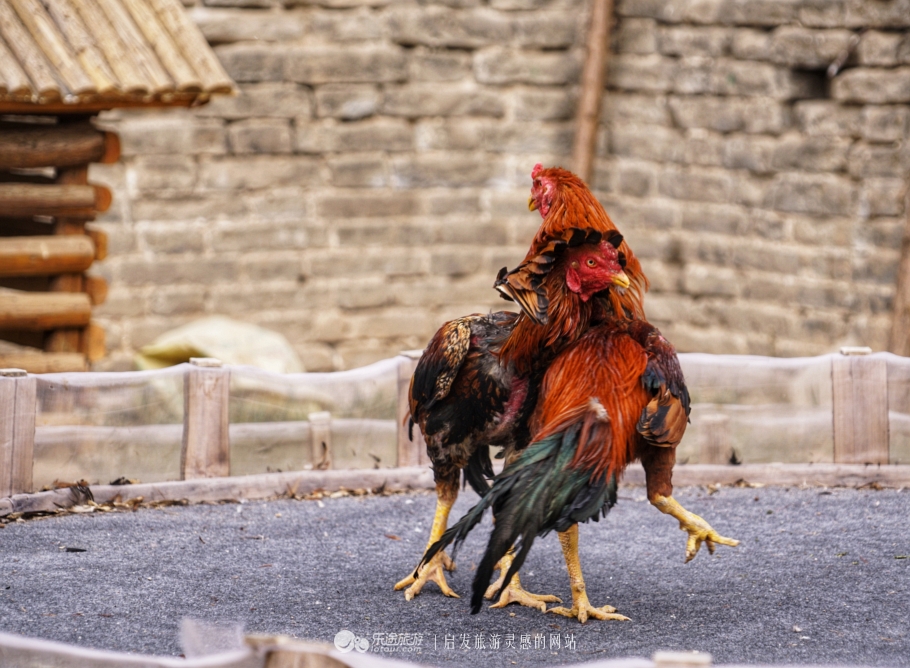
[46,165,89,355]
[832,348,889,464]
[397,351,427,467]
[181,358,230,480]
[698,413,731,465]
[889,187,910,355]
[0,369,36,497]
[308,411,332,470]
[571,0,615,183]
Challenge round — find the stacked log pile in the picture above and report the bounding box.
[0,119,119,372]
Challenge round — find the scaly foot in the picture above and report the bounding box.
[484,554,560,611]
[483,554,514,599]
[394,552,459,601]
[489,578,561,612]
[548,590,629,624]
[652,495,739,562]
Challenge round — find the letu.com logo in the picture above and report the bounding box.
[334,630,369,653]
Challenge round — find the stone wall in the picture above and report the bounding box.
[89,0,910,370]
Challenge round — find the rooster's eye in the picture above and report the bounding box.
[586,258,596,267]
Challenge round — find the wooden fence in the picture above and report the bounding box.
[0,348,905,499]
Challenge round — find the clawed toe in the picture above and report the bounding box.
[489,582,561,612]
[394,552,459,600]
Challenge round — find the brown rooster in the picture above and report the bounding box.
[395,232,632,608]
[421,313,739,622]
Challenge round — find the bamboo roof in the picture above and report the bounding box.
[0,0,235,113]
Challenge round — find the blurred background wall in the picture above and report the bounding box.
[88,0,910,371]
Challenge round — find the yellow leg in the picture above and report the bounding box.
[651,494,739,562]
[394,492,459,600]
[548,524,629,624]
[485,549,562,611]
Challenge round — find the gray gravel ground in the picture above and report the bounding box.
[0,485,908,667]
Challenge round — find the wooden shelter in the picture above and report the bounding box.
[0,0,234,373]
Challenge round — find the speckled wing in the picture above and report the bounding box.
[409,317,473,417]
[434,318,471,400]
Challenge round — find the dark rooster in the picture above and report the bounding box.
[421,314,739,623]
[395,232,633,608]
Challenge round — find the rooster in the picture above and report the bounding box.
[496,163,649,332]
[421,313,740,622]
[395,231,633,608]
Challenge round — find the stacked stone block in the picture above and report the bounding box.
[89,0,910,370]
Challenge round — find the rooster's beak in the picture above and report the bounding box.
[528,197,537,212]
[612,271,631,289]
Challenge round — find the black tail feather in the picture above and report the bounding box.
[463,445,495,496]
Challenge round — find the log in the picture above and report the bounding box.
[0,235,95,277]
[0,289,91,329]
[8,0,96,96]
[43,0,120,95]
[120,0,202,92]
[0,351,85,373]
[64,0,150,95]
[0,97,202,115]
[622,462,910,489]
[0,33,31,96]
[86,225,108,261]
[45,267,85,353]
[571,0,614,183]
[84,275,108,306]
[0,369,36,497]
[0,121,120,169]
[0,183,111,218]
[148,0,235,94]
[82,321,106,362]
[1,466,438,517]
[0,0,59,100]
[92,0,174,93]
[4,464,910,521]
[181,358,230,480]
[832,353,890,464]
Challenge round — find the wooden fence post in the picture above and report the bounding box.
[181,358,230,480]
[308,411,332,470]
[698,413,731,465]
[0,369,36,497]
[397,351,427,468]
[832,347,889,464]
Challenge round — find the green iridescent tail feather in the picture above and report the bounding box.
[418,422,618,614]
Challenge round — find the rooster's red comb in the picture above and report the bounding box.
[531,163,544,178]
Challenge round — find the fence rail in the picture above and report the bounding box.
[0,349,907,497]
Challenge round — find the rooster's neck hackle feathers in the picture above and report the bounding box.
[497,279,596,375]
